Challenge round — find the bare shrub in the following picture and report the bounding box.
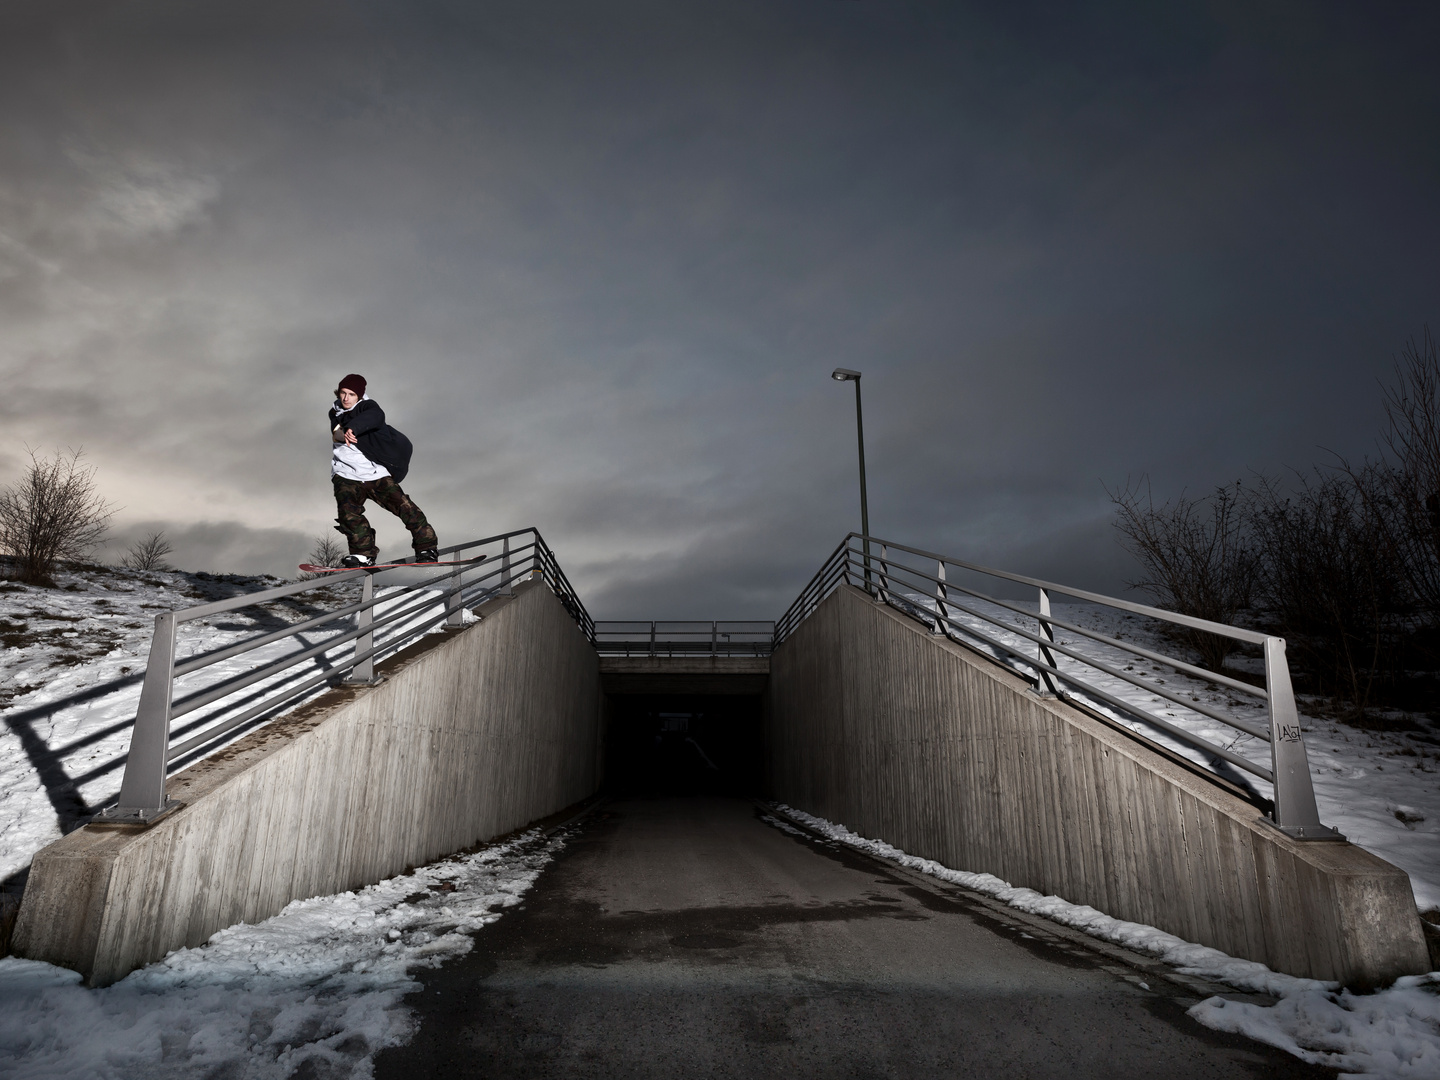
[1108,479,1255,671]
[301,535,346,578]
[1370,326,1440,618]
[123,530,174,572]
[0,448,114,586]
[1248,469,1406,718]
[1112,329,1440,720]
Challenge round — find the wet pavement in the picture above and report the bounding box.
[375,797,1332,1079]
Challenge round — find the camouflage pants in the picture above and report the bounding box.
[332,475,437,558]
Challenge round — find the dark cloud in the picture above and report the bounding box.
[1,1,1438,616]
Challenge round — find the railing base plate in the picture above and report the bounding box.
[1258,816,1346,842]
[90,800,184,828]
[341,674,387,688]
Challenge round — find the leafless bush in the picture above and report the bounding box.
[1108,479,1255,671]
[123,530,174,572]
[301,535,346,578]
[0,448,114,586]
[1369,326,1440,618]
[1248,469,1405,718]
[1112,329,1440,720]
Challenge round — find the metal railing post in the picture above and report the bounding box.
[345,573,377,684]
[98,611,179,822]
[711,620,718,655]
[878,544,892,604]
[934,560,949,635]
[649,620,656,658]
[446,554,466,628]
[1264,637,1340,838]
[1036,587,1059,695]
[501,535,512,595]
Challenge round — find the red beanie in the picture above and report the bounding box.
[336,373,366,398]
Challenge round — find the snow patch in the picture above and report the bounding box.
[0,826,563,1079]
[1192,978,1440,1079]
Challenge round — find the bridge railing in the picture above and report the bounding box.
[594,620,775,657]
[776,532,1340,840]
[96,526,592,825]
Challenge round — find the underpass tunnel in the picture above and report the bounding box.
[601,692,764,797]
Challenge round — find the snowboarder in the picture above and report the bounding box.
[328,373,438,568]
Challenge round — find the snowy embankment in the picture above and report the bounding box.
[907,593,1440,916]
[776,805,1440,1079]
[0,563,459,900]
[0,825,565,1079]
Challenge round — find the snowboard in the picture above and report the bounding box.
[299,557,483,573]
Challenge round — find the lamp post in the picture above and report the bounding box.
[831,367,872,593]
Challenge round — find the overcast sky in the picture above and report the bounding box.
[2,1,1438,617]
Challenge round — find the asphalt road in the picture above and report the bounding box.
[376,797,1332,1079]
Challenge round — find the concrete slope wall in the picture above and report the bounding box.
[14,578,600,985]
[765,584,1430,987]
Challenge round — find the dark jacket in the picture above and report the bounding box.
[329,398,414,484]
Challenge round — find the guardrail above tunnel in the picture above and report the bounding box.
[594,621,775,658]
[776,532,1339,842]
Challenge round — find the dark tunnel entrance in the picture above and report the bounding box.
[603,693,764,797]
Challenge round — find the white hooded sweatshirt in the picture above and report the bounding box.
[331,395,390,482]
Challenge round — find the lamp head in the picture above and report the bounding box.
[831,367,861,382]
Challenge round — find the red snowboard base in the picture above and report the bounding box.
[299,557,482,573]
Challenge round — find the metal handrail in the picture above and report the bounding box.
[96,527,592,824]
[167,580,464,721]
[774,533,1341,840]
[535,543,595,642]
[594,621,775,657]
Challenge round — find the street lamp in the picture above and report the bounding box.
[831,367,872,593]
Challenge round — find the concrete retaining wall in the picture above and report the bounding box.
[765,584,1431,987]
[14,578,601,985]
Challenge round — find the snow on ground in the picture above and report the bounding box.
[775,804,1440,1080]
[0,562,462,896]
[900,591,1440,915]
[0,824,565,1080]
